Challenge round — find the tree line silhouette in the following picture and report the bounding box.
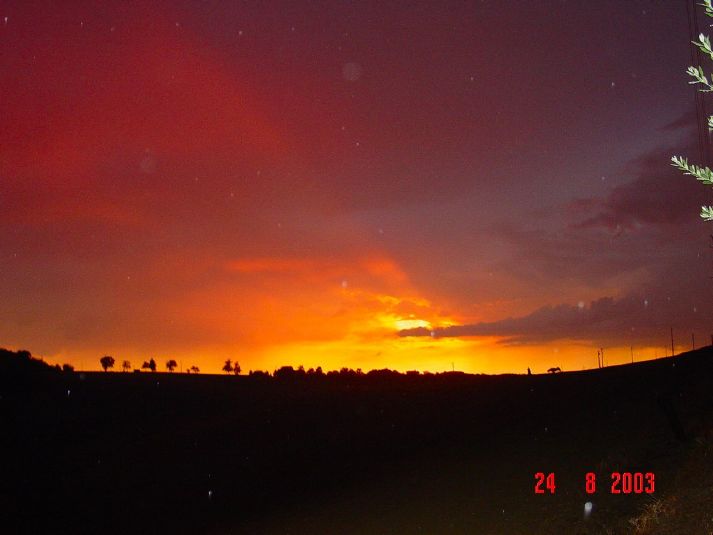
[9,347,644,379]
[1,348,460,379]
[98,356,186,373]
[99,355,245,374]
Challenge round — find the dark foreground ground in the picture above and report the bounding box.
[3,348,713,534]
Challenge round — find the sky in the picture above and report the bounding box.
[2,0,712,374]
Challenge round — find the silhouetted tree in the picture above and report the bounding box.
[62,363,75,373]
[122,360,131,372]
[99,355,115,372]
[166,359,177,372]
[306,366,325,377]
[337,367,359,378]
[366,368,401,379]
[222,359,233,374]
[149,358,156,372]
[233,361,241,375]
[274,366,296,379]
[190,365,200,373]
[141,361,151,371]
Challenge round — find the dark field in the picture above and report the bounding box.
[3,348,713,534]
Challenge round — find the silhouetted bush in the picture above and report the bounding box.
[0,348,57,376]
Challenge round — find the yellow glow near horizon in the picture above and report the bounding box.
[394,318,431,331]
[36,340,684,375]
[14,259,690,376]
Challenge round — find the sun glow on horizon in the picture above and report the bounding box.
[32,339,690,376]
[393,318,431,331]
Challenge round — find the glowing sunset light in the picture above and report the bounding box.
[394,319,431,331]
[2,2,711,375]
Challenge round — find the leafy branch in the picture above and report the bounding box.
[671,155,713,185]
[673,2,713,222]
[671,156,713,219]
[693,33,713,62]
[686,65,713,91]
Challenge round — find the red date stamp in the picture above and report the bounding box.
[534,472,655,494]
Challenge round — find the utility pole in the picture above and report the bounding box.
[631,346,634,364]
[692,333,695,351]
[671,327,675,357]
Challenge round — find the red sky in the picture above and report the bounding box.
[2,1,712,373]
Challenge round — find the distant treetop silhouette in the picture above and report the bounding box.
[99,355,115,372]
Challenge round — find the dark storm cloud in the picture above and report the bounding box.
[400,112,713,348]
[400,274,713,347]
[572,138,705,231]
[399,295,644,344]
[495,116,707,290]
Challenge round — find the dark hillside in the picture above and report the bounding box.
[2,347,713,534]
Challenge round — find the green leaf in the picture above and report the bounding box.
[699,1,713,17]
